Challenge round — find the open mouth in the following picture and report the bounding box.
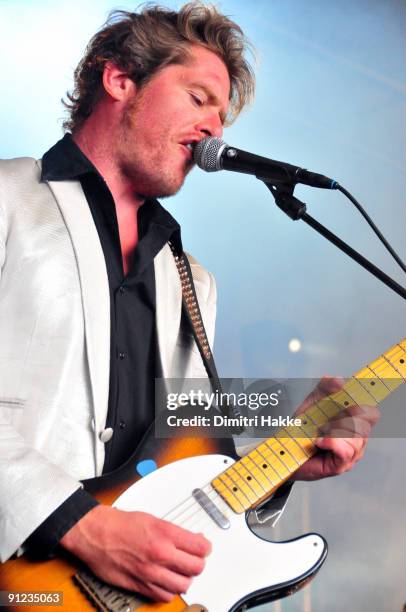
[180,143,195,161]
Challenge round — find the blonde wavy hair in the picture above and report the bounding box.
[62,1,255,132]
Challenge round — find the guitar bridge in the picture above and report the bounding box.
[74,569,146,611]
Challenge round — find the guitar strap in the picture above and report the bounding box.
[169,244,294,523]
[169,242,244,434]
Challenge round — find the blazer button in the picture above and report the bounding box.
[99,427,114,443]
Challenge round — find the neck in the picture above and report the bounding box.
[211,338,406,513]
[72,117,145,211]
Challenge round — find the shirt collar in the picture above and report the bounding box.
[41,133,97,181]
[41,133,183,255]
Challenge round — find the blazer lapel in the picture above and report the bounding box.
[154,243,182,378]
[45,175,110,473]
[41,171,182,466]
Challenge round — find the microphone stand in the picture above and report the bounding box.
[263,181,406,302]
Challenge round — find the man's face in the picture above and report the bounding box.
[116,44,231,198]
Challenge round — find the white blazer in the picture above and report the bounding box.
[0,157,217,561]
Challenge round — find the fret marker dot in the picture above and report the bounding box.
[280,450,285,455]
[370,381,375,386]
[400,359,405,364]
[344,401,349,406]
[263,464,267,469]
[233,487,238,492]
[303,420,307,425]
[247,476,252,481]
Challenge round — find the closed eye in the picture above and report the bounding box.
[189,91,204,107]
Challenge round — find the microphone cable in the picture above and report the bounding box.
[336,184,406,275]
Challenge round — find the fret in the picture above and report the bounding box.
[226,465,258,504]
[283,425,316,454]
[211,476,245,513]
[354,367,391,403]
[249,449,279,485]
[384,344,406,378]
[315,396,341,419]
[368,356,404,391]
[241,454,273,490]
[342,377,377,406]
[215,471,251,511]
[297,415,323,438]
[257,442,288,479]
[330,388,360,411]
[262,441,291,478]
[254,447,283,484]
[234,459,267,495]
[300,406,328,432]
[217,470,251,507]
[305,404,330,427]
[275,429,310,461]
[369,356,402,380]
[266,438,300,471]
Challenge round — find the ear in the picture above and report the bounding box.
[102,61,137,102]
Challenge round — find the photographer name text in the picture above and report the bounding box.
[166,414,302,428]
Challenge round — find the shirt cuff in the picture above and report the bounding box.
[25,488,99,559]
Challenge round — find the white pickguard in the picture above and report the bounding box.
[114,455,326,612]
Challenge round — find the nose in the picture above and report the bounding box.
[195,111,224,140]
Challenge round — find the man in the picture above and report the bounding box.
[0,1,378,603]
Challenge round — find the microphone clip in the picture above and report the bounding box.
[264,181,307,221]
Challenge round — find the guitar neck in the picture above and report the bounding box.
[211,339,406,513]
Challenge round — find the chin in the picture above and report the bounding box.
[140,174,186,199]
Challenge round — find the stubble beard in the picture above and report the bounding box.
[118,102,191,200]
[119,153,188,200]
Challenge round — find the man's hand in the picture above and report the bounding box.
[292,377,380,481]
[60,506,211,602]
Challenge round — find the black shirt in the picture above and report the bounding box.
[26,134,182,555]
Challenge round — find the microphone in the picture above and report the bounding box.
[193,137,338,190]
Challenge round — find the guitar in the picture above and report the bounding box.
[1,339,406,612]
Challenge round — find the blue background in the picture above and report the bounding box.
[1,1,405,610]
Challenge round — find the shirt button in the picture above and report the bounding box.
[99,427,114,443]
[119,352,125,360]
[119,286,125,294]
[119,420,126,429]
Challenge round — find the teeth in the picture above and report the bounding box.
[186,143,194,151]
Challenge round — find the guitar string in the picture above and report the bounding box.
[172,474,282,532]
[159,458,263,524]
[147,354,406,531]
[160,437,314,526]
[117,483,218,532]
[158,412,373,530]
[158,479,220,522]
[161,462,285,530]
[158,405,360,529]
[161,467,267,525]
[172,492,234,532]
[160,485,230,533]
[162,483,226,525]
[160,448,307,528]
[156,449,286,526]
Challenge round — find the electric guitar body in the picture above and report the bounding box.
[0,433,326,612]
